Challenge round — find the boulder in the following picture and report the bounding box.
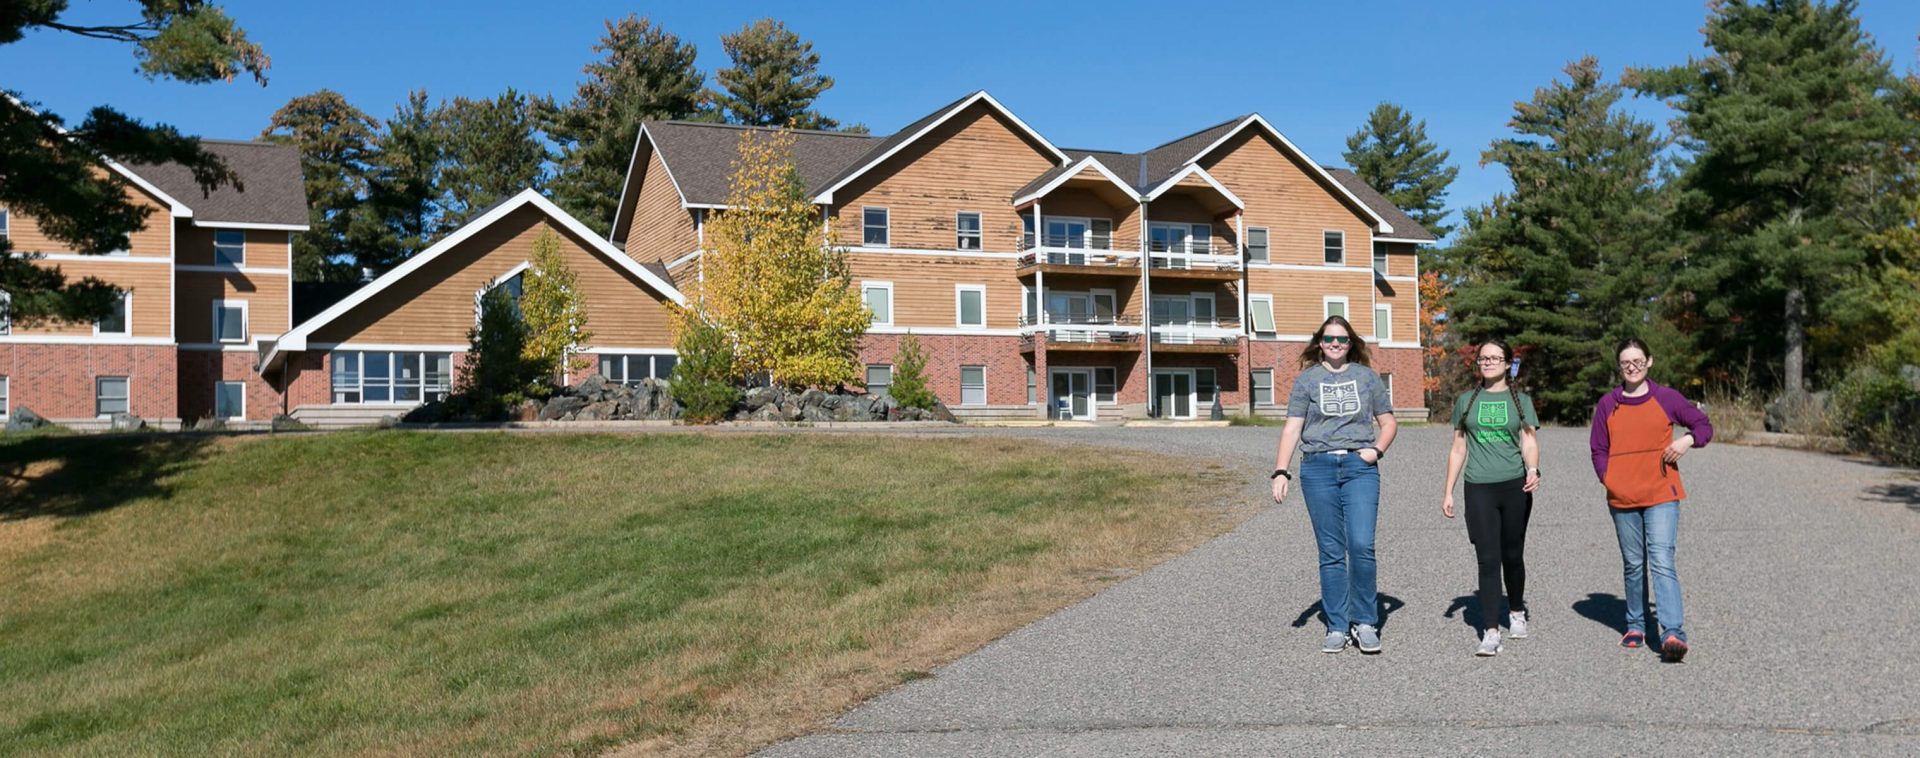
[576,400,621,421]
[1765,390,1831,434]
[270,414,310,432]
[108,413,146,432]
[800,404,833,422]
[5,407,50,432]
[929,401,959,423]
[575,374,610,401]
[539,395,588,421]
[799,388,827,409]
[510,399,543,422]
[743,385,782,411]
[190,417,227,432]
[781,400,803,422]
[748,404,783,422]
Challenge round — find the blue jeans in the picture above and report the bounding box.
[1610,500,1686,642]
[1300,452,1381,633]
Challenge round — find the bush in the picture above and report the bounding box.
[447,286,555,421]
[671,316,743,424]
[888,333,937,410]
[1831,366,1920,466]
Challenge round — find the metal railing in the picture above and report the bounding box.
[1018,234,1140,268]
[1146,242,1242,271]
[1149,316,1243,345]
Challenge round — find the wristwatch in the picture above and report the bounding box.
[1361,446,1384,459]
[1270,468,1292,481]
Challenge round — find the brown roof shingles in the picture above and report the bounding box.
[128,140,309,227]
[641,121,877,206]
[1322,167,1438,242]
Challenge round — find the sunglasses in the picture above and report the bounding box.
[1618,359,1649,371]
[1320,335,1351,345]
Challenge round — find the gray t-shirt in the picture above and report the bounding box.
[1286,363,1393,453]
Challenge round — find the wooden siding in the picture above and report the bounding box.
[1247,268,1376,336]
[623,146,698,264]
[0,180,173,258]
[1200,129,1375,267]
[6,258,171,338]
[831,101,1060,253]
[310,206,676,346]
[175,270,292,343]
[848,252,1019,329]
[176,226,293,268]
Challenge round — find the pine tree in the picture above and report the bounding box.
[1628,0,1913,393]
[1342,103,1460,238]
[544,16,704,233]
[1448,58,1670,421]
[887,333,936,409]
[350,90,443,275]
[706,19,845,131]
[260,89,378,282]
[435,89,549,225]
[668,310,742,424]
[452,284,543,419]
[519,230,592,381]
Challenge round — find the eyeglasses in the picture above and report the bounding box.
[1320,335,1351,345]
[1475,357,1508,365]
[1618,359,1649,371]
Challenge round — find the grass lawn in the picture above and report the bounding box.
[0,431,1243,756]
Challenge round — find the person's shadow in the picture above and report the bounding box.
[1442,594,1485,631]
[1572,592,1629,634]
[1292,594,1406,630]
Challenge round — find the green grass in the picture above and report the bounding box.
[0,431,1233,756]
[1226,414,1288,427]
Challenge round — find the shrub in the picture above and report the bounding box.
[1831,366,1920,466]
[670,314,743,424]
[887,333,937,410]
[450,286,553,420]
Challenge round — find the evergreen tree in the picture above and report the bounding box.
[1448,58,1670,421]
[887,333,936,409]
[668,311,742,424]
[544,16,704,233]
[1628,0,1913,393]
[1342,103,1459,238]
[435,89,549,225]
[350,90,443,275]
[706,19,846,131]
[452,284,544,419]
[1,1,264,326]
[520,230,592,381]
[260,89,378,282]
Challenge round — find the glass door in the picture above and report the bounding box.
[1149,224,1190,268]
[1045,219,1088,264]
[1050,369,1094,420]
[1152,296,1193,344]
[1154,371,1194,419]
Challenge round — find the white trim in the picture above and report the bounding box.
[866,326,1020,337]
[194,220,309,231]
[861,206,890,247]
[1322,229,1346,266]
[1374,303,1392,342]
[93,291,131,337]
[862,280,895,327]
[667,248,703,269]
[271,190,685,359]
[582,345,676,354]
[1250,295,1276,335]
[1143,163,1245,208]
[1374,236,1433,245]
[684,202,728,210]
[955,284,987,329]
[212,298,249,344]
[1181,114,1394,234]
[1382,275,1418,283]
[958,364,988,407]
[1011,155,1143,206]
[610,125,693,240]
[31,253,170,264]
[1376,340,1422,350]
[1323,295,1351,321]
[309,342,468,352]
[846,246,1020,260]
[214,380,247,420]
[0,335,172,346]
[1247,262,1377,274]
[815,91,1071,204]
[178,343,259,352]
[955,210,984,251]
[176,265,292,275]
[212,228,247,266]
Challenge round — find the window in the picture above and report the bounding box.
[1324,230,1345,265]
[331,351,452,405]
[956,212,982,250]
[1382,373,1395,406]
[863,207,889,247]
[1,290,10,335]
[213,300,247,343]
[1022,214,1035,249]
[957,285,985,329]
[1252,369,1275,406]
[1247,227,1269,263]
[1375,304,1392,342]
[960,366,986,406]
[600,354,677,385]
[1197,368,1218,405]
[1094,367,1116,403]
[1325,297,1348,320]
[0,376,9,419]
[215,381,246,420]
[863,282,893,326]
[1191,224,1212,254]
[95,292,129,336]
[1027,366,1036,404]
[866,364,892,396]
[1091,219,1113,250]
[1249,295,1276,334]
[96,376,129,416]
[1372,241,1388,275]
[0,208,9,239]
[215,230,245,266]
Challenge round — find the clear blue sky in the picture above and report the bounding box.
[7,1,1918,235]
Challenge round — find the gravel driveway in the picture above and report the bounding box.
[760,425,1920,756]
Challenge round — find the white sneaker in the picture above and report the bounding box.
[1475,629,1503,657]
[1508,610,1530,639]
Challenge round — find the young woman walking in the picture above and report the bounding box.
[1441,340,1541,657]
[1271,315,1398,654]
[1589,338,1713,662]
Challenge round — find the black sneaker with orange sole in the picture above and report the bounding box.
[1661,635,1689,662]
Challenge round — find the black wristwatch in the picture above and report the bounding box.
[1270,468,1292,481]
[1362,446,1384,459]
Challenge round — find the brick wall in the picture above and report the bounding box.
[178,350,288,421]
[1245,339,1425,417]
[0,344,177,421]
[859,333,1030,407]
[281,350,473,412]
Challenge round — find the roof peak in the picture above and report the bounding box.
[644,120,875,138]
[1141,115,1249,153]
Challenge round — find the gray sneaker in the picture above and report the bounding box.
[1352,624,1382,654]
[1508,610,1530,639]
[1476,629,1503,657]
[1322,631,1349,654]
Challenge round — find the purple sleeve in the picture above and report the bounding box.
[1590,395,1615,482]
[1654,385,1714,447]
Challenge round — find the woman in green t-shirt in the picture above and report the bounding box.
[1440,339,1542,657]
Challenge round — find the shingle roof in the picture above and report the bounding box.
[641,121,878,206]
[1137,116,1247,188]
[127,140,309,226]
[1322,167,1438,242]
[809,91,983,198]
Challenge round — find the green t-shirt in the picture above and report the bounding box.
[1451,389,1540,484]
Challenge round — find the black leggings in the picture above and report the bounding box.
[1465,476,1532,630]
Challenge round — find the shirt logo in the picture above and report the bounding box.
[1319,380,1361,417]
[1478,400,1509,428]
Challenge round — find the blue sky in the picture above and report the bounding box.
[6,1,1918,235]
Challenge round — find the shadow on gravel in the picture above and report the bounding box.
[1860,481,1920,511]
[1290,594,1407,631]
[1442,594,1486,630]
[1573,593,1629,634]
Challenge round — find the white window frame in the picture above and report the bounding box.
[956,284,986,329]
[1094,367,1117,404]
[0,208,9,241]
[959,365,987,406]
[1026,366,1036,405]
[214,380,247,420]
[1372,240,1388,276]
[1192,292,1217,327]
[1249,294,1276,334]
[866,364,893,396]
[1324,295,1350,321]
[863,281,894,327]
[955,211,982,251]
[1041,215,1095,249]
[1196,367,1218,405]
[1323,229,1345,265]
[599,353,677,385]
[1382,373,1395,406]
[212,299,249,344]
[1246,226,1269,263]
[214,230,246,267]
[330,351,454,406]
[862,206,889,247]
[0,375,9,419]
[96,375,130,417]
[93,292,131,337]
[1375,304,1392,342]
[1252,369,1275,407]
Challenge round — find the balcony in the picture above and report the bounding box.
[1016,234,1140,277]
[1018,314,1142,353]
[1149,316,1244,354]
[1146,240,1243,281]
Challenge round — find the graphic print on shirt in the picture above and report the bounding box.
[1318,380,1361,417]
[1474,400,1515,444]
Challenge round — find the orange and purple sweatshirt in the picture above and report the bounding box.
[1589,382,1714,509]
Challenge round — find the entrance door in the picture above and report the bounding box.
[1045,219,1088,264]
[1152,296,1193,344]
[1154,370,1195,419]
[1050,369,1094,420]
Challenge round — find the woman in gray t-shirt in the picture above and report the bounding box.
[1270,315,1398,655]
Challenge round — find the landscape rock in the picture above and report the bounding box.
[575,374,610,401]
[5,407,50,432]
[108,413,146,432]
[270,414,310,432]
[576,400,621,421]
[539,395,588,421]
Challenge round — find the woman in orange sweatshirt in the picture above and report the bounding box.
[1589,337,1713,662]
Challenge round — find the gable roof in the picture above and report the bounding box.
[811,91,1070,204]
[1137,116,1246,189]
[1323,167,1438,243]
[645,121,877,207]
[267,189,682,367]
[1012,154,1143,205]
[1160,114,1394,233]
[126,140,310,229]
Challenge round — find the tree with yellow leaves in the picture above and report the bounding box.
[685,128,867,388]
[520,229,592,382]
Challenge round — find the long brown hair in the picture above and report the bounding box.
[1298,315,1372,369]
[1458,338,1531,432]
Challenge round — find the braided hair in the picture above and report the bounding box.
[1459,339,1530,432]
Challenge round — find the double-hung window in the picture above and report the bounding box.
[960,366,986,406]
[96,376,129,416]
[863,282,893,326]
[956,212,982,250]
[956,285,985,329]
[215,230,246,266]
[1251,369,1275,406]
[1372,241,1388,275]
[95,292,129,336]
[0,376,9,419]
[213,300,247,343]
[1325,297,1348,320]
[215,381,246,420]
[1375,304,1392,342]
[600,354,677,385]
[866,365,893,396]
[1246,227,1269,263]
[1324,231,1345,265]
[331,351,453,405]
[863,207,889,247]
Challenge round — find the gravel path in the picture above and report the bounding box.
[760,425,1920,756]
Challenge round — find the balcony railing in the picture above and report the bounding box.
[1018,313,1142,347]
[1018,234,1140,268]
[1146,241,1242,272]
[1149,316,1244,345]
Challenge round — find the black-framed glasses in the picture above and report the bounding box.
[1321,335,1351,345]
[1475,357,1509,365]
[1618,359,1649,371]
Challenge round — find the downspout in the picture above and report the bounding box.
[1141,198,1154,419]
[1238,210,1250,415]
